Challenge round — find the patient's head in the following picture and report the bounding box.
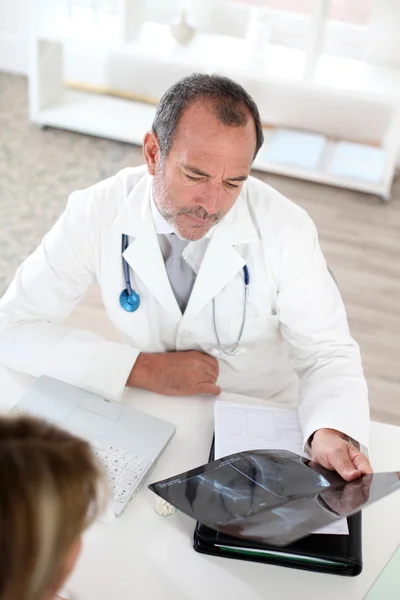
[0,415,104,600]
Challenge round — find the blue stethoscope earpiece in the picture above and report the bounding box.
[119,288,140,312]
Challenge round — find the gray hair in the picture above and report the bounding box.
[152,73,264,160]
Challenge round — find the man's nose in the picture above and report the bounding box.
[198,181,221,215]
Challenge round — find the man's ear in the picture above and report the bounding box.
[143,131,161,175]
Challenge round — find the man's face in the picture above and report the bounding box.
[151,101,257,241]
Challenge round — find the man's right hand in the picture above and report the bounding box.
[127,350,221,397]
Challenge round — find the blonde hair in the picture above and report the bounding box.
[0,415,104,600]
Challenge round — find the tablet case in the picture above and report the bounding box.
[193,440,362,576]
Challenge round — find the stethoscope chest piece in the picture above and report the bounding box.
[120,289,140,312]
[119,234,250,355]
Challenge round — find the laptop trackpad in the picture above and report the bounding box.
[79,396,123,420]
[65,408,114,438]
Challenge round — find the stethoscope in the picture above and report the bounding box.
[212,265,249,356]
[119,234,141,312]
[120,233,249,356]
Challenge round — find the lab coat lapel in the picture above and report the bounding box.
[184,191,259,321]
[112,174,182,323]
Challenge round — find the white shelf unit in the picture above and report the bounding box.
[253,135,392,197]
[34,87,157,145]
[30,6,400,201]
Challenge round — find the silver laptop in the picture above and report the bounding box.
[10,376,176,518]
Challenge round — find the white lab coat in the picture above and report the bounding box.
[0,166,369,447]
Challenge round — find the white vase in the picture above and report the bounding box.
[170,11,196,45]
[245,7,270,65]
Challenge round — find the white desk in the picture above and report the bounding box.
[1,366,399,600]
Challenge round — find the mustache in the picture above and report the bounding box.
[178,207,223,221]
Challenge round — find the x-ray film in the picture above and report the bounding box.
[149,450,400,546]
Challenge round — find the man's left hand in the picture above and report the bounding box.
[311,428,373,482]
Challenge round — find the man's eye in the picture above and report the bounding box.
[185,174,202,181]
[225,182,239,189]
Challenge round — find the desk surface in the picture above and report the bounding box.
[1,366,399,600]
[365,545,400,599]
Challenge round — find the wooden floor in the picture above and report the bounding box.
[68,154,400,426]
[2,71,398,425]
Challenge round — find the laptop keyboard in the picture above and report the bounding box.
[93,445,153,506]
[9,407,152,511]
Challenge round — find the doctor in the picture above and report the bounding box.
[0,73,371,481]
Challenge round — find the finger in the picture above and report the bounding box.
[360,477,371,503]
[339,480,366,512]
[307,460,332,477]
[349,446,373,475]
[200,353,220,373]
[204,368,219,382]
[329,446,361,482]
[200,361,218,379]
[196,382,221,396]
[187,351,218,377]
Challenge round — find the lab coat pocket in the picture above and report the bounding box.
[217,313,279,343]
[210,313,281,370]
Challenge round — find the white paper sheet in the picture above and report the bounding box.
[214,401,348,536]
